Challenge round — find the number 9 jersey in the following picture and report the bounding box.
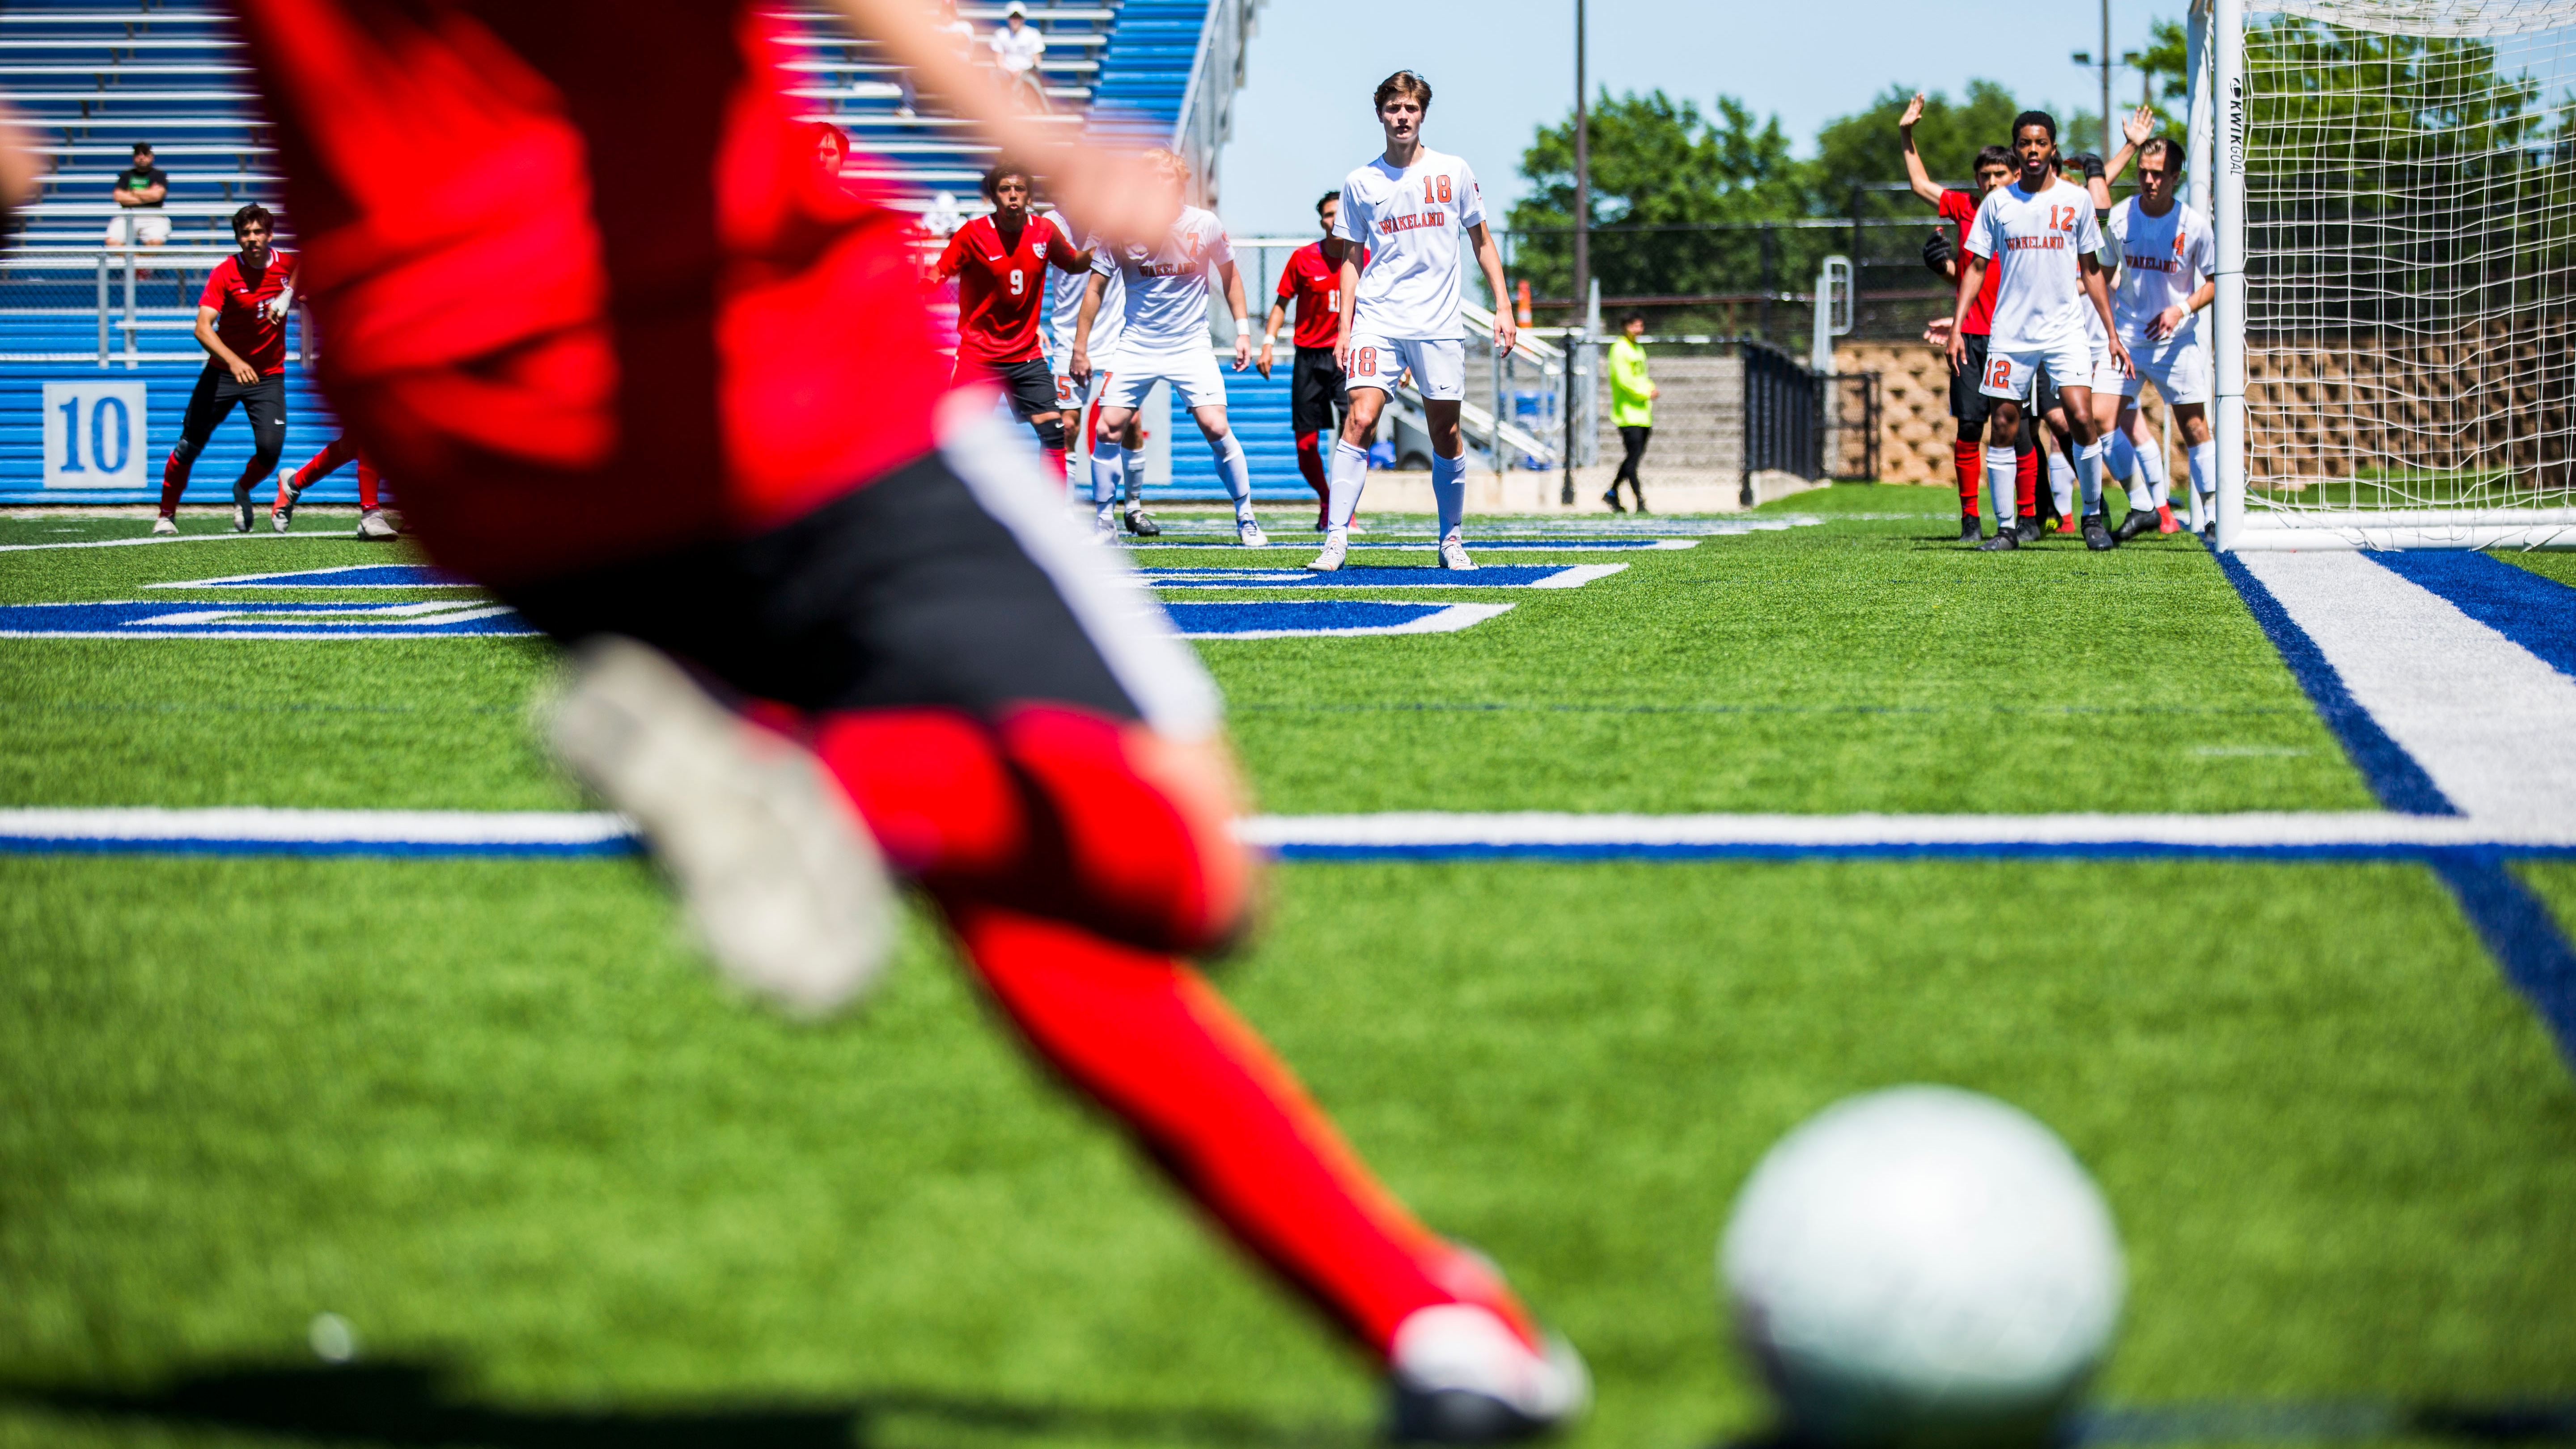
[938,212,1086,366]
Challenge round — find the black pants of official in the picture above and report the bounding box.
[1610,424,1651,506]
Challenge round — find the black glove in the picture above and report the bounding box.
[1922,227,1957,276]
[2070,151,2106,181]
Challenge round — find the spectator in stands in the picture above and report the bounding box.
[811,122,849,183]
[990,2,1049,113]
[107,142,170,254]
[1604,312,1657,513]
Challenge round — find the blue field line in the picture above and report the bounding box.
[2364,550,2576,682]
[2425,849,2576,1070]
[1267,841,2576,862]
[2209,547,2458,815]
[152,564,473,589]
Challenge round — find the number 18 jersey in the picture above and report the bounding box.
[1334,147,1485,341]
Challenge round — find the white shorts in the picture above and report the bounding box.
[105,212,170,246]
[2113,330,2211,406]
[1096,347,1228,412]
[1978,331,2096,402]
[1345,334,1466,402]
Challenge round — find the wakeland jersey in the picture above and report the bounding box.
[1333,147,1485,340]
[937,212,1082,364]
[1964,177,2105,352]
[2102,196,2213,343]
[1042,212,1123,362]
[1093,205,1232,355]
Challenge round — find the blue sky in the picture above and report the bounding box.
[1214,0,2177,238]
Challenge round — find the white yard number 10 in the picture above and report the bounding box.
[42,380,148,490]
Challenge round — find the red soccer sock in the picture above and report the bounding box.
[946,902,1534,1356]
[1042,445,1066,491]
[355,458,381,510]
[2016,447,2039,518]
[1295,431,1330,526]
[1951,440,1982,517]
[157,449,191,517]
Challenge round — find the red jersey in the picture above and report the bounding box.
[232,0,944,586]
[200,250,296,376]
[1274,239,1368,350]
[938,213,1084,365]
[1940,188,2001,335]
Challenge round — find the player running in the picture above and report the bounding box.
[936,164,1093,484]
[1947,111,2131,552]
[226,1,1581,1436]
[271,434,397,538]
[1313,70,1515,573]
[1042,203,1153,534]
[1069,148,1266,547]
[2096,127,2216,541]
[153,204,294,535]
[1258,191,1368,531]
[1903,96,2020,542]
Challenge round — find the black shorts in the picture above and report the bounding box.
[501,443,1208,728]
[1289,346,1348,438]
[2033,364,2062,420]
[177,365,288,454]
[957,355,1063,424]
[1947,331,1992,427]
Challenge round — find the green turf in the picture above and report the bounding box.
[2499,551,2576,589]
[2,856,2571,1449]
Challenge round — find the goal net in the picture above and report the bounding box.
[2216,0,2576,548]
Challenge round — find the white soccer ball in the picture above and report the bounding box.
[1718,1086,2124,1449]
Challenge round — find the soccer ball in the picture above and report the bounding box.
[1718,1086,2124,1449]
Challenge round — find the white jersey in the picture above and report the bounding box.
[1965,177,2105,353]
[1333,147,1486,341]
[2101,196,2212,343]
[1092,204,1232,356]
[1044,214,1121,361]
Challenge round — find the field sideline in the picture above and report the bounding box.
[3,486,2572,1449]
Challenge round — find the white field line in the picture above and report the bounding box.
[0,531,353,552]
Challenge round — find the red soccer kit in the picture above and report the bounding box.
[937,212,1085,367]
[200,251,296,376]
[1274,240,1368,349]
[1939,188,2001,335]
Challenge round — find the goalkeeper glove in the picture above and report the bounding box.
[1921,228,1956,277]
[2070,152,2106,181]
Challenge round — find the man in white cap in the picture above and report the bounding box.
[990,3,1049,112]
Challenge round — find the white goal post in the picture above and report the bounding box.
[2211,0,2576,549]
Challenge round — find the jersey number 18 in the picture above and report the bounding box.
[1420,174,1452,204]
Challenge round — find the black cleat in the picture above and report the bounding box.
[1977,526,2021,551]
[1123,507,1161,538]
[2015,516,2043,544]
[1959,516,1984,543]
[2112,507,2158,543]
[2082,513,2117,550]
[1599,489,1626,513]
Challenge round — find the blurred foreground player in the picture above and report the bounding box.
[153,204,294,535]
[272,433,396,538]
[228,0,1584,1436]
[936,164,1092,482]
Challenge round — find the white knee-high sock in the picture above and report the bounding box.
[1326,439,1370,534]
[1984,445,2017,530]
[2048,450,2076,519]
[1431,451,1466,538]
[1123,444,1147,505]
[2132,424,2168,507]
[1210,431,1255,520]
[2188,440,2217,528]
[2077,439,2105,514]
[2104,427,2137,486]
[1089,439,1122,517]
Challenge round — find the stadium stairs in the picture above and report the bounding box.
[0,0,1295,506]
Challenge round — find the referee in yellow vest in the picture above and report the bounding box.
[1604,311,1657,512]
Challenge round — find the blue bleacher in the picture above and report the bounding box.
[0,0,1295,506]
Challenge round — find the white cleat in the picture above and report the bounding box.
[231,491,255,534]
[1236,517,1267,548]
[151,515,178,536]
[1386,1303,1591,1444]
[540,636,896,1018]
[273,469,301,532]
[355,507,399,541]
[1437,534,1476,571]
[1092,514,1119,545]
[1306,530,1347,572]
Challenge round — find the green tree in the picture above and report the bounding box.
[1807,80,2028,224]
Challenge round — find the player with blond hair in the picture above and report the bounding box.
[1311,70,1516,572]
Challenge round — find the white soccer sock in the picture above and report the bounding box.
[2132,425,2168,508]
[1089,440,1121,517]
[2104,428,2137,486]
[1123,445,1147,505]
[2048,450,2076,520]
[1983,446,2017,529]
[1210,431,1255,521]
[2188,440,2217,529]
[2076,440,2105,515]
[1431,452,1466,539]
[1326,438,1369,534]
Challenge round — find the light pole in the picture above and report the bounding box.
[1562,0,1588,506]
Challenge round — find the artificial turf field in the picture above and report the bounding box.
[3,486,2573,1449]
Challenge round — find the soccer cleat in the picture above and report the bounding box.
[1091,515,1119,545]
[1386,1302,1591,1445]
[2016,516,2043,544]
[151,514,178,536]
[2111,507,2158,543]
[1306,530,1347,572]
[1958,516,1984,543]
[355,507,399,541]
[1438,535,1476,571]
[2202,520,2216,541]
[542,636,895,1017]
[1235,517,1267,548]
[1978,525,2021,551]
[1124,506,1161,538]
[1599,488,1625,514]
[231,484,255,534]
[2082,513,2118,550]
[2157,503,2181,534]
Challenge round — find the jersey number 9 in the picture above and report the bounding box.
[1008,269,1025,296]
